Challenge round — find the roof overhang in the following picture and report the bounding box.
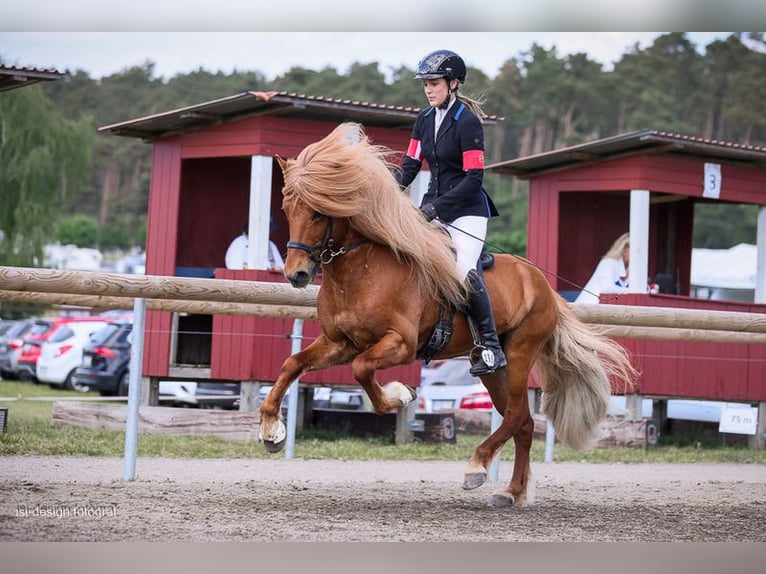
[0,64,66,92]
[100,90,501,141]
[487,129,766,178]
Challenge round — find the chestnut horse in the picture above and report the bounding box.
[259,123,635,507]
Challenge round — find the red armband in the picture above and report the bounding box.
[463,149,484,170]
[406,138,423,160]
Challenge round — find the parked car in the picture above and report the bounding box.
[16,317,114,384]
[0,318,36,379]
[158,381,198,407]
[196,382,241,409]
[74,322,204,407]
[0,319,16,338]
[74,321,133,396]
[36,318,114,391]
[417,357,493,413]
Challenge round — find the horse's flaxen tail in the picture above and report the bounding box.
[532,297,637,451]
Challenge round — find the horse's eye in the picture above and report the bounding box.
[311,212,325,222]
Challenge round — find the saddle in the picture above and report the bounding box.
[416,248,494,364]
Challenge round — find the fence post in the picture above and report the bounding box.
[285,319,303,459]
[123,297,146,481]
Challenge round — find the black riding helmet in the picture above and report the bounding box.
[414,49,467,83]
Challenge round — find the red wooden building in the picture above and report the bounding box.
[99,91,447,391]
[488,129,766,406]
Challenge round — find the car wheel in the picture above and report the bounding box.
[117,372,129,397]
[64,369,90,393]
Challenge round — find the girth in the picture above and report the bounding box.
[417,302,457,365]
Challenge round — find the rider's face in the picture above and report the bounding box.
[422,78,454,108]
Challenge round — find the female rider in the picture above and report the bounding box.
[396,49,506,376]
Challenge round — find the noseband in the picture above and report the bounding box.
[286,217,369,265]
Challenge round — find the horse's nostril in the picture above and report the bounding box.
[290,271,310,287]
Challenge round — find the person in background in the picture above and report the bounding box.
[225,222,284,271]
[575,232,631,304]
[224,224,249,270]
[267,237,285,271]
[395,49,504,376]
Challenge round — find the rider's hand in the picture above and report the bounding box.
[420,203,438,222]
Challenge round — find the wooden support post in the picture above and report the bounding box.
[625,393,643,421]
[298,386,314,432]
[653,399,669,436]
[141,376,159,406]
[239,381,260,413]
[394,401,416,445]
[749,401,766,450]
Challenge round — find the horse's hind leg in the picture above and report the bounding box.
[463,339,543,507]
[488,407,536,507]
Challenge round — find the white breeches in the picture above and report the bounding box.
[442,216,487,280]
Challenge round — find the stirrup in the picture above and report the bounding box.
[469,345,506,376]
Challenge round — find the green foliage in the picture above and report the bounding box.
[693,203,759,248]
[54,214,99,247]
[98,213,147,251]
[0,86,95,266]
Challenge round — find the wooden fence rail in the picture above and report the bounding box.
[1,266,765,344]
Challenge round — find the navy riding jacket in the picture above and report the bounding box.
[396,100,499,224]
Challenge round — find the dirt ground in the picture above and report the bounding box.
[1,455,765,542]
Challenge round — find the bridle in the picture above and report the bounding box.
[286,216,369,265]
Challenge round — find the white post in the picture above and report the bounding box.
[629,189,650,294]
[755,206,766,304]
[544,420,556,462]
[123,297,146,480]
[285,319,304,459]
[248,155,274,270]
[488,407,503,482]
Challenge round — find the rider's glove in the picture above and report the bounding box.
[420,203,438,222]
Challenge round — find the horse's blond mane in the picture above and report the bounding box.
[282,122,467,308]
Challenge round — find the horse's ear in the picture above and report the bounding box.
[275,155,289,174]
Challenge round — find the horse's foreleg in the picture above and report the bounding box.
[259,335,355,451]
[350,330,416,415]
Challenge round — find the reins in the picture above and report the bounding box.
[437,218,601,300]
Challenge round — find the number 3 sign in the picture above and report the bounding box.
[703,162,722,199]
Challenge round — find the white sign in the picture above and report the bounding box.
[703,162,722,199]
[718,407,759,435]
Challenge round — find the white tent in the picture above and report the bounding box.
[691,243,757,302]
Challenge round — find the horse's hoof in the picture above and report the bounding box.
[488,493,515,507]
[259,419,286,453]
[263,438,286,453]
[462,472,487,490]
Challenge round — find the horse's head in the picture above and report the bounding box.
[278,156,333,289]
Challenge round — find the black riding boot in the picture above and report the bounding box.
[466,269,507,376]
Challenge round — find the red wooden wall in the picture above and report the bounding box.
[605,294,766,402]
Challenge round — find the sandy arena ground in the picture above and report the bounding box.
[1,455,765,542]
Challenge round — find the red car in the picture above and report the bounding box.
[15,317,115,384]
